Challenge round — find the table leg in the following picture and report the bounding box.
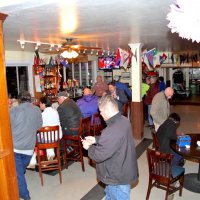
[198,162,200,181]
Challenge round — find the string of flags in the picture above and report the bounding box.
[115,48,132,69]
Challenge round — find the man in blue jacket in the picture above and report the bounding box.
[114,75,132,99]
[82,95,138,200]
[76,87,99,122]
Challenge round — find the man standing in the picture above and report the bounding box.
[144,76,159,129]
[82,95,138,200]
[113,75,132,99]
[57,91,83,136]
[92,75,108,97]
[10,91,42,200]
[150,87,174,131]
[107,82,128,113]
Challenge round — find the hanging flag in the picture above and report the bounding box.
[47,56,54,67]
[162,53,167,60]
[33,56,38,69]
[159,53,167,65]
[115,48,130,69]
[143,54,153,71]
[35,49,40,59]
[115,48,121,67]
[121,49,129,69]
[145,48,155,67]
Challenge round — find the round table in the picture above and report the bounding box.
[171,134,200,193]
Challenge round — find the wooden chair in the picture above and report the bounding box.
[151,130,159,150]
[92,112,106,136]
[62,116,92,172]
[146,148,185,200]
[36,125,62,186]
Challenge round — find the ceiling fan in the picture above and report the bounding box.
[40,37,102,55]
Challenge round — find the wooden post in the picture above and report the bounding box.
[128,43,144,140]
[0,13,19,199]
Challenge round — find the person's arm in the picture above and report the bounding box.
[117,89,128,104]
[150,96,163,124]
[88,130,123,163]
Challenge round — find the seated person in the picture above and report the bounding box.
[57,91,83,136]
[156,113,184,166]
[28,96,63,167]
[172,83,190,98]
[76,87,98,123]
[107,82,128,113]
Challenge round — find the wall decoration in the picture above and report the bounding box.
[121,72,131,80]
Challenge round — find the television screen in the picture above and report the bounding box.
[98,56,119,70]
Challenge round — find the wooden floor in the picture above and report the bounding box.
[170,94,200,105]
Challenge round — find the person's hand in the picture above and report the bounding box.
[84,136,96,145]
[82,140,91,150]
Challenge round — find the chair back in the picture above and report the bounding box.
[36,125,62,186]
[151,130,160,150]
[146,148,184,200]
[81,116,92,137]
[146,148,173,184]
[37,125,60,149]
[92,112,106,136]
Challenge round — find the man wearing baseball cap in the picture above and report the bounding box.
[57,91,83,137]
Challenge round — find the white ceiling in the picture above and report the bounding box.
[1,0,200,54]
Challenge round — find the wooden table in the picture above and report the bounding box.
[171,134,200,193]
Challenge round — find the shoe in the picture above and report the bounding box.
[20,195,31,200]
[26,164,35,169]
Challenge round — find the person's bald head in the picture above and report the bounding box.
[83,88,92,96]
[96,75,102,83]
[164,87,174,99]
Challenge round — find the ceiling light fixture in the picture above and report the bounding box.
[60,49,79,59]
[17,40,62,50]
[166,0,200,43]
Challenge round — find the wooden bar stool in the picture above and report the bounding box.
[62,116,91,172]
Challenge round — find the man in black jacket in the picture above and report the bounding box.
[57,91,83,136]
[82,95,138,200]
[157,113,184,166]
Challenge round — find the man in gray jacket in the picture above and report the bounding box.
[150,87,174,131]
[10,91,42,200]
[82,95,138,200]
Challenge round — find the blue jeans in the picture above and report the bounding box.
[14,152,32,199]
[172,150,184,166]
[105,184,131,200]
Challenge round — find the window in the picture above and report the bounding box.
[6,66,28,98]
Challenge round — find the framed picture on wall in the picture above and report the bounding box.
[121,72,131,80]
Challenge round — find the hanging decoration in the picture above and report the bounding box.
[115,48,132,69]
[166,0,200,43]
